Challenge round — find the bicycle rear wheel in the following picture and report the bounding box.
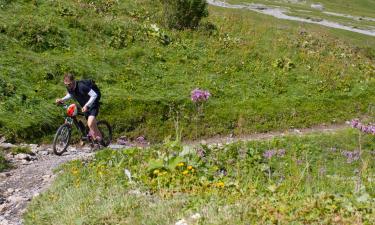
[53,124,71,155]
[97,120,112,147]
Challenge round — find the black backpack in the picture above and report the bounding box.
[81,79,101,97]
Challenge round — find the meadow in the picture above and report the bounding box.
[24,128,375,224]
[0,0,374,223]
[0,0,374,144]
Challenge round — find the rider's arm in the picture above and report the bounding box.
[61,93,72,102]
[83,89,98,108]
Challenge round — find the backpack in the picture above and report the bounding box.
[81,79,101,96]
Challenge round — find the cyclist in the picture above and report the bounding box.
[55,73,103,146]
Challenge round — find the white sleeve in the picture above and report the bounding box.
[61,93,72,101]
[84,89,98,108]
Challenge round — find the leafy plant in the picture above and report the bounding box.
[160,0,208,29]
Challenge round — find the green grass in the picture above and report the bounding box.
[0,0,374,144]
[0,152,11,172]
[24,129,375,224]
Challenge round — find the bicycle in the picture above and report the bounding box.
[53,103,112,155]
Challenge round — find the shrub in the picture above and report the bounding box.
[7,18,68,52]
[160,0,208,30]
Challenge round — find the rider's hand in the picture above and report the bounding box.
[82,106,88,112]
[55,99,63,105]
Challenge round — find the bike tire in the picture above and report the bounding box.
[53,124,71,155]
[97,120,112,147]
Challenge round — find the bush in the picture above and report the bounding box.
[160,0,208,30]
[7,18,68,52]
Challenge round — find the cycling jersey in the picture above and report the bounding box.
[66,80,101,108]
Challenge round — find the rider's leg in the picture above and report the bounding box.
[87,116,102,142]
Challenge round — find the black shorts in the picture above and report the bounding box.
[84,106,99,119]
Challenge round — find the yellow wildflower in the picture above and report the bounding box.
[153,169,160,175]
[187,165,193,170]
[216,181,225,188]
[182,170,189,175]
[177,162,185,167]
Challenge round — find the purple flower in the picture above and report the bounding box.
[350,119,360,128]
[196,148,206,158]
[341,150,360,163]
[263,149,276,159]
[263,149,286,159]
[350,119,375,135]
[191,88,211,103]
[136,136,147,144]
[117,136,129,145]
[277,149,286,157]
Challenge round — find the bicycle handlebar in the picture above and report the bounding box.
[56,103,85,116]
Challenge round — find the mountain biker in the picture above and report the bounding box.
[55,73,103,145]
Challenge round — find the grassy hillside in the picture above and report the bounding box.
[0,0,374,143]
[24,129,375,224]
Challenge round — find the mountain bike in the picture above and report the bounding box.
[53,103,112,155]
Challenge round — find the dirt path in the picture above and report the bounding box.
[0,123,349,225]
[0,145,98,225]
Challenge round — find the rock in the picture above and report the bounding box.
[14,154,31,161]
[7,195,24,203]
[175,219,188,225]
[109,144,127,150]
[190,213,201,220]
[39,150,49,156]
[0,204,7,212]
[6,188,14,194]
[0,136,5,143]
[0,217,9,225]
[0,197,6,205]
[0,143,15,150]
[42,174,52,181]
[311,3,324,10]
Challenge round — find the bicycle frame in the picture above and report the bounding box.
[65,116,87,137]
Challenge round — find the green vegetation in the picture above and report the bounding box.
[0,152,10,172]
[161,0,208,29]
[9,146,32,155]
[24,129,375,224]
[0,0,374,144]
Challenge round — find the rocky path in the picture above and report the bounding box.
[0,123,349,225]
[0,144,99,225]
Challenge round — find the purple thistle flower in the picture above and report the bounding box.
[191,88,211,103]
[277,149,286,157]
[341,150,360,163]
[117,136,128,145]
[350,119,360,128]
[136,136,147,144]
[263,149,276,159]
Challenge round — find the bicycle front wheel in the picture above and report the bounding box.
[97,120,112,147]
[53,124,71,155]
